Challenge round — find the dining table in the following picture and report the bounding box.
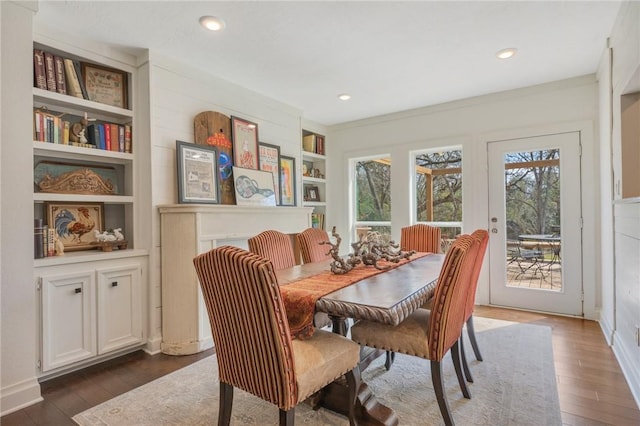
[276,252,445,426]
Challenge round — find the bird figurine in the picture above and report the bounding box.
[54,207,96,244]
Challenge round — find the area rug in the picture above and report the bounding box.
[73,317,561,425]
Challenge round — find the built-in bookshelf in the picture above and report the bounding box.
[302,130,327,229]
[32,36,147,377]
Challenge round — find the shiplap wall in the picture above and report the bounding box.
[145,53,307,349]
[609,1,640,406]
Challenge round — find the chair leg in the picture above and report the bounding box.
[459,336,473,383]
[279,408,295,426]
[385,351,395,370]
[431,360,455,426]
[466,316,483,361]
[345,365,362,426]
[218,382,233,426]
[451,340,471,399]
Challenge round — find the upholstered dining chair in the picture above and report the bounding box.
[384,223,443,370]
[249,229,332,329]
[350,235,479,426]
[193,246,361,426]
[459,229,490,383]
[248,229,297,270]
[297,227,331,264]
[400,223,442,253]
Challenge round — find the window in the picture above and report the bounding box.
[413,148,462,245]
[352,155,391,239]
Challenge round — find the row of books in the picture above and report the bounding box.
[34,219,56,259]
[311,212,325,230]
[33,109,132,153]
[302,133,326,156]
[34,48,89,100]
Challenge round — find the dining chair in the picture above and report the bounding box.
[248,229,297,270]
[249,229,331,329]
[400,223,442,253]
[297,227,331,264]
[459,229,489,383]
[350,235,479,426]
[193,245,361,426]
[384,223,443,370]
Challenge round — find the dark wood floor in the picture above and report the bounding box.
[2,306,639,425]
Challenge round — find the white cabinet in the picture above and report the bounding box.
[38,257,145,374]
[40,270,96,371]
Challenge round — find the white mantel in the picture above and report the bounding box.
[158,204,312,355]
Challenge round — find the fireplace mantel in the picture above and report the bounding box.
[159,204,313,355]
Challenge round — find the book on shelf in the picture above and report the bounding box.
[34,219,45,259]
[43,51,57,93]
[315,135,325,155]
[311,212,325,230]
[124,123,132,153]
[110,123,120,152]
[104,121,111,150]
[47,228,56,257]
[302,134,316,153]
[33,49,47,90]
[63,58,84,99]
[53,56,67,95]
[72,59,89,100]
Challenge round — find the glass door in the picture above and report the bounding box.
[488,132,582,315]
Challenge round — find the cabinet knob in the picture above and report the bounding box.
[74,288,82,294]
[111,281,118,287]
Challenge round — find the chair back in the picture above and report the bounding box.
[401,224,442,253]
[465,229,489,320]
[427,234,479,361]
[297,228,331,263]
[248,230,296,270]
[193,246,298,410]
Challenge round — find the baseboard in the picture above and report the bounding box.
[0,376,42,416]
[612,338,640,409]
[144,336,162,355]
[599,313,615,346]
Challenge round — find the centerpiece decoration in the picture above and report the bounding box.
[322,226,416,274]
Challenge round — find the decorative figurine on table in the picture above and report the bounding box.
[323,226,415,275]
[92,228,128,251]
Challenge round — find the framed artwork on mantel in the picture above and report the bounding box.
[280,155,296,207]
[258,142,281,205]
[176,140,219,204]
[231,116,259,170]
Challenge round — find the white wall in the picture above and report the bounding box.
[145,53,306,348]
[0,0,43,415]
[327,76,600,317]
[607,0,640,406]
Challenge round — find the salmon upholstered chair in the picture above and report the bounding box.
[297,228,331,264]
[248,230,297,270]
[351,235,479,426]
[384,223,443,369]
[400,223,442,253]
[193,246,361,426]
[249,230,331,329]
[459,229,490,383]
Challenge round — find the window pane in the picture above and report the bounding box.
[356,159,391,222]
[415,150,462,226]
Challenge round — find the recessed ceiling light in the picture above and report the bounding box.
[338,93,351,101]
[199,16,225,32]
[496,48,517,59]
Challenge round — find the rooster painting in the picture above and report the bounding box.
[53,205,98,246]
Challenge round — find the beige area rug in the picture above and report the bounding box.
[73,317,561,425]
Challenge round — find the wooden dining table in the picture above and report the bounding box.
[276,253,445,426]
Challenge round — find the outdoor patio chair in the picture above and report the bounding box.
[507,239,545,279]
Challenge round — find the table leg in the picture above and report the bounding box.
[323,314,399,426]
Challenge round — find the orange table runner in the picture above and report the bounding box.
[280,252,430,339]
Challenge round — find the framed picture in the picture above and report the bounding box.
[280,155,296,206]
[231,116,259,170]
[81,62,128,109]
[304,185,320,202]
[233,166,276,207]
[46,202,105,251]
[258,142,281,205]
[176,140,219,204]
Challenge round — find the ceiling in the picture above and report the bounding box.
[33,1,621,126]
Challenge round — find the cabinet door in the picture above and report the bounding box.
[41,271,96,371]
[96,265,142,353]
